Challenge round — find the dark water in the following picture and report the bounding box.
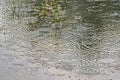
[0,0,120,80]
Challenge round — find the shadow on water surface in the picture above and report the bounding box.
[66,0,120,75]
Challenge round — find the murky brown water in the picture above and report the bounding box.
[0,0,120,80]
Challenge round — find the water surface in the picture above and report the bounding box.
[0,0,120,80]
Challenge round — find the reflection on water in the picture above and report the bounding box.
[0,0,120,80]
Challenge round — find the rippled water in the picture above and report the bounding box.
[0,0,120,80]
